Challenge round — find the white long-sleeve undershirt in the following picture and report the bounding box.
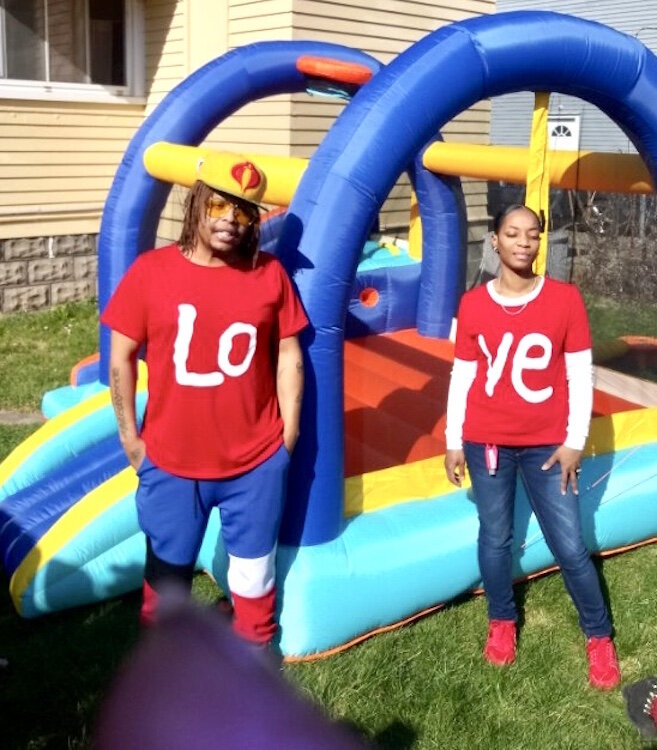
[444,349,593,451]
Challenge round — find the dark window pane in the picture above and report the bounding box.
[5,0,47,81]
[48,0,87,83]
[89,0,125,85]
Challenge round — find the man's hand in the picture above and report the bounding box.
[123,436,147,472]
[541,445,583,496]
[445,449,466,487]
[283,428,299,456]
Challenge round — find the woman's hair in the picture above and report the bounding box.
[178,180,261,260]
[492,204,542,234]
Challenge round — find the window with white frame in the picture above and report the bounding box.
[0,0,144,100]
[548,115,581,152]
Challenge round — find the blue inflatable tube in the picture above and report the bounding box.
[97,41,382,385]
[279,10,657,546]
[276,443,657,654]
[3,14,657,660]
[0,436,127,574]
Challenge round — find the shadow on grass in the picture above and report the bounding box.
[0,578,141,750]
[372,719,418,749]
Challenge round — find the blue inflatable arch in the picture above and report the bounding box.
[280,10,657,546]
[96,41,383,382]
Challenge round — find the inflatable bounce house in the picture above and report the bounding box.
[1,11,656,658]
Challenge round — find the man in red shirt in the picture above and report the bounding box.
[102,153,308,646]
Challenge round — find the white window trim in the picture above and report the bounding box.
[0,0,145,104]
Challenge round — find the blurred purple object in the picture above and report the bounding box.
[93,594,369,750]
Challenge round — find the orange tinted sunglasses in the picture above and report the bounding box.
[205,196,258,226]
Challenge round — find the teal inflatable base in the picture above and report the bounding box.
[16,443,657,657]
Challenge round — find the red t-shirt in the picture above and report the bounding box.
[101,245,308,478]
[454,278,591,446]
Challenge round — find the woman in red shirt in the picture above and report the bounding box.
[444,204,619,689]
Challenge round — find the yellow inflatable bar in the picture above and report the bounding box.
[422,141,654,194]
[146,141,654,208]
[525,92,551,274]
[143,143,307,207]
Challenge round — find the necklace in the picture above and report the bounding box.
[496,276,538,316]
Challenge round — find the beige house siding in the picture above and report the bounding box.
[0,0,185,243]
[158,0,495,243]
[0,0,494,242]
[145,0,187,112]
[0,100,143,241]
[1,0,495,310]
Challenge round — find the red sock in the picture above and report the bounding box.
[140,580,159,627]
[231,588,277,644]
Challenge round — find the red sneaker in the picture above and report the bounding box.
[484,619,517,666]
[586,636,621,690]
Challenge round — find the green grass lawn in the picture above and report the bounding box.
[0,299,97,413]
[585,293,657,342]
[1,298,657,749]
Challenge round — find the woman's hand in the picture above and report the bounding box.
[445,449,466,487]
[541,445,583,496]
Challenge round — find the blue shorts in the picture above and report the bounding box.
[135,443,290,568]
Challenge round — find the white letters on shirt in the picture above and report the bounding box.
[511,333,553,403]
[478,332,553,404]
[478,332,513,397]
[218,322,257,377]
[173,304,257,387]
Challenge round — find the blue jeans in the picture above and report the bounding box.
[463,442,611,638]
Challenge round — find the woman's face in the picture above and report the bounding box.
[493,208,540,273]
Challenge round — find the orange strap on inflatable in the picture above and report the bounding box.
[296,55,373,85]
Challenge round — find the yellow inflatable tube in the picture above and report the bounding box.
[146,141,655,208]
[143,142,307,207]
[423,142,654,194]
[344,406,657,516]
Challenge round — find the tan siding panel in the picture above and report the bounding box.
[145,23,185,44]
[230,13,293,33]
[290,100,346,117]
[206,141,294,157]
[379,210,413,229]
[1,190,109,205]
[441,132,490,145]
[293,0,485,28]
[229,28,294,44]
[230,0,292,15]
[0,218,100,240]
[2,177,112,195]
[2,138,138,153]
[295,0,493,17]
[147,1,185,23]
[1,165,116,179]
[205,127,291,146]
[145,38,185,59]
[0,108,143,128]
[145,0,187,111]
[0,94,142,235]
[441,121,491,136]
[0,125,140,141]
[0,152,121,167]
[292,14,438,41]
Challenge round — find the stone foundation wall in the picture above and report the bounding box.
[0,235,97,314]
